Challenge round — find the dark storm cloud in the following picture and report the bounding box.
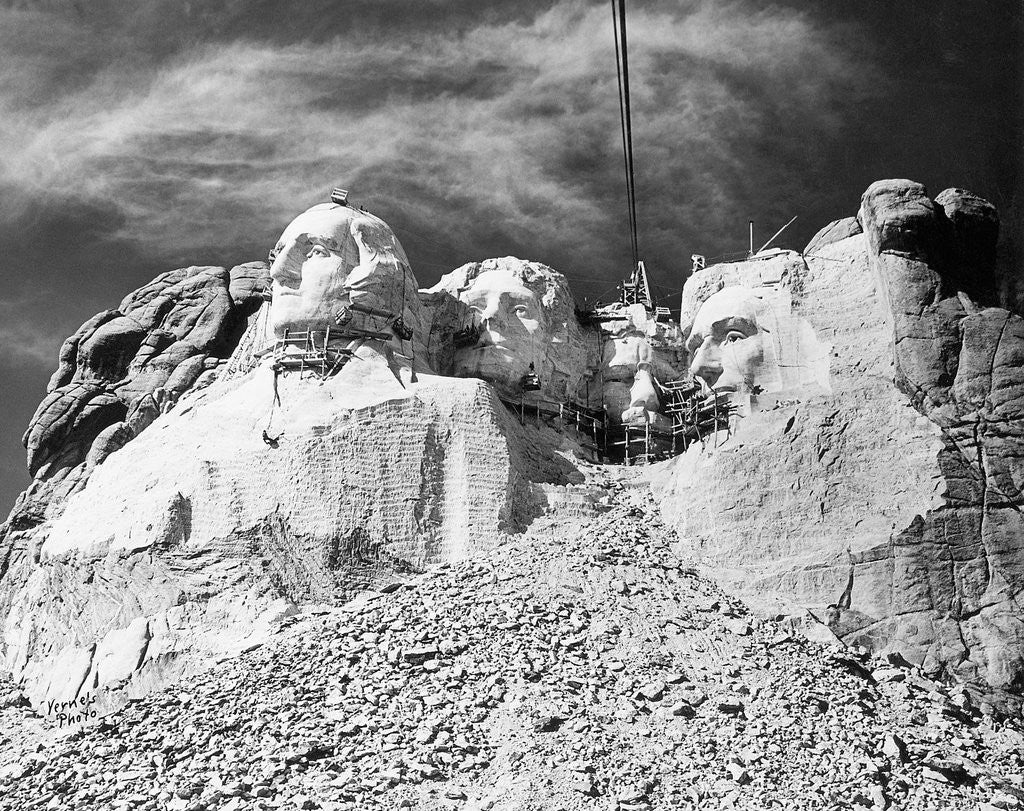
[0,0,1020,513]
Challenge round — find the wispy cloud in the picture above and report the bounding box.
[0,0,872,302]
[0,301,64,366]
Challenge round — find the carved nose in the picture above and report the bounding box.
[478,299,501,322]
[478,321,505,346]
[477,303,508,345]
[270,240,303,285]
[689,337,722,386]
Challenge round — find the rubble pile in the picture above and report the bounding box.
[1,470,1022,811]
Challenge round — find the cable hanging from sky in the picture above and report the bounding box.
[612,0,639,269]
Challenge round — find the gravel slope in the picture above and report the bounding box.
[2,466,1023,811]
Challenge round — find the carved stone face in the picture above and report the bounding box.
[621,362,666,427]
[456,268,542,384]
[686,287,767,393]
[595,303,686,424]
[270,204,359,336]
[268,203,415,340]
[430,258,585,400]
[685,284,832,405]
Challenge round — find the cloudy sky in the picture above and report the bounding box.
[0,0,1020,512]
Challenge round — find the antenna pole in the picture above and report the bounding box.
[757,215,798,254]
[748,221,754,257]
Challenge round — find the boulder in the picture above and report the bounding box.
[859,178,946,261]
[803,216,862,255]
[935,187,1000,302]
[25,384,126,479]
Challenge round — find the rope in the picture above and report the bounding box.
[612,0,640,268]
[262,366,283,446]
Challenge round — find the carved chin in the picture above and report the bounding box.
[454,346,528,386]
[270,300,335,334]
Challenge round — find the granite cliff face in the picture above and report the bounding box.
[3,344,585,711]
[655,180,1024,692]
[1,178,1022,724]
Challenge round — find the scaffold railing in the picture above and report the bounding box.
[496,375,737,466]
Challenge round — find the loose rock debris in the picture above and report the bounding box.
[1,471,1022,810]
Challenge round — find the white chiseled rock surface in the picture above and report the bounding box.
[5,348,580,711]
[0,181,1022,811]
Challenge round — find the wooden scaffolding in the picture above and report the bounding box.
[499,376,735,466]
[265,328,355,378]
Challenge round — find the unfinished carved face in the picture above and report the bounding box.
[595,303,686,424]
[431,258,585,400]
[621,362,666,427]
[269,203,414,338]
[686,287,768,393]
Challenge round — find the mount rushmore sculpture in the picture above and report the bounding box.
[2,179,1022,715]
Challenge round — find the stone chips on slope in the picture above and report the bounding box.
[1,473,1023,811]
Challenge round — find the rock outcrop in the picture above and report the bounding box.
[2,178,1022,729]
[656,180,1024,693]
[1,238,594,713]
[14,263,270,527]
[803,216,862,255]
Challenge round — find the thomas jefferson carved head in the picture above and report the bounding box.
[269,203,415,339]
[429,258,585,400]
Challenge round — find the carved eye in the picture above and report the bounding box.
[725,331,746,344]
[306,244,331,259]
[514,305,531,318]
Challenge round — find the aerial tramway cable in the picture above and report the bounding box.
[611,0,639,268]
